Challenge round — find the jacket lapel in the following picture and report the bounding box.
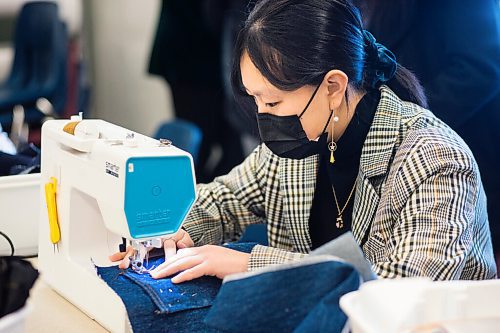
[279,154,319,253]
[351,175,381,245]
[352,86,402,245]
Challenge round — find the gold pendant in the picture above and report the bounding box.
[330,150,335,164]
[328,141,337,164]
[336,216,343,229]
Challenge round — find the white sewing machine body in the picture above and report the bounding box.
[38,118,197,332]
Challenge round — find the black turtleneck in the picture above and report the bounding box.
[308,90,380,250]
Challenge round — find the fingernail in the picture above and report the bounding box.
[171,277,180,283]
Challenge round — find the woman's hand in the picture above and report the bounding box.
[109,229,195,269]
[149,245,250,283]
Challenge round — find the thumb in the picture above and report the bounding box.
[163,238,177,259]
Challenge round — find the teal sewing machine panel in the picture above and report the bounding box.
[124,155,196,239]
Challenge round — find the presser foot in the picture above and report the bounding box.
[129,255,156,275]
[129,238,162,274]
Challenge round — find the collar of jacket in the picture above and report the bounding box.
[277,85,401,252]
[359,85,401,178]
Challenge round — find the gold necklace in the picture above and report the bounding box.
[332,181,357,228]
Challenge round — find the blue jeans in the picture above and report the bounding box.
[98,242,360,332]
[97,242,256,332]
[205,256,360,332]
[98,256,219,332]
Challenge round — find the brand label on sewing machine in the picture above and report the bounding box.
[136,209,171,227]
[105,162,120,178]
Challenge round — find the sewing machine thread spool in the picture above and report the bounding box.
[63,119,100,140]
[63,121,80,135]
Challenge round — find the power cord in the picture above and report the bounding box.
[0,231,37,259]
[0,231,14,256]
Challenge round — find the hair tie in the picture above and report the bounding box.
[362,30,397,89]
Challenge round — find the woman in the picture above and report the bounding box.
[113,0,497,281]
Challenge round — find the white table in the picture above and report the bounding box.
[25,258,108,333]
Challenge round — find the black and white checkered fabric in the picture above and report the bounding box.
[182,86,497,280]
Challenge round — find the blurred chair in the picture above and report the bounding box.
[153,119,203,163]
[0,1,68,145]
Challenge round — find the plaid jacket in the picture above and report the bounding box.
[182,86,497,280]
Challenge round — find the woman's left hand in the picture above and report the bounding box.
[149,245,250,283]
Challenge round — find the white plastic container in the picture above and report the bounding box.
[0,305,31,333]
[0,173,40,256]
[340,278,500,333]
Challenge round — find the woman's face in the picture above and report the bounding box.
[240,52,334,141]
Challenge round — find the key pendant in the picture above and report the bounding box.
[336,216,344,229]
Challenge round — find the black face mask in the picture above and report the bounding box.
[257,84,332,159]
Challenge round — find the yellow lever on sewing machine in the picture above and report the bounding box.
[45,177,61,245]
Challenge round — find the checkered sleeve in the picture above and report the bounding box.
[372,129,490,280]
[247,245,308,270]
[181,145,266,246]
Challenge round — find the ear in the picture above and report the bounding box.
[323,70,348,111]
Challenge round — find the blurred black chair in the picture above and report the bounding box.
[0,2,68,145]
[154,119,203,163]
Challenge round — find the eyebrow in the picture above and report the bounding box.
[245,88,280,98]
[245,88,261,96]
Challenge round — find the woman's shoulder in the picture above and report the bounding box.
[394,100,479,180]
[377,86,476,166]
[374,87,479,186]
[402,101,472,151]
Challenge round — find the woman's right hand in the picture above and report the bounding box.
[108,229,195,269]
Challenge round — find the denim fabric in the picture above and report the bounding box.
[122,256,221,314]
[222,241,258,253]
[204,258,360,333]
[98,242,359,333]
[97,263,218,333]
[97,243,257,332]
[237,224,269,245]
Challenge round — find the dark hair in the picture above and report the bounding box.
[231,0,427,114]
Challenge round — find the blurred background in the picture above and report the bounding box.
[0,0,172,136]
[0,0,260,184]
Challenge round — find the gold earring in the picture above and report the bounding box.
[328,111,339,164]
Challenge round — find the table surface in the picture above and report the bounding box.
[25,258,108,333]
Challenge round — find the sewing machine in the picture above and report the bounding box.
[37,116,197,332]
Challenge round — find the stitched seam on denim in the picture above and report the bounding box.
[123,272,216,314]
[122,266,219,314]
[124,272,170,313]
